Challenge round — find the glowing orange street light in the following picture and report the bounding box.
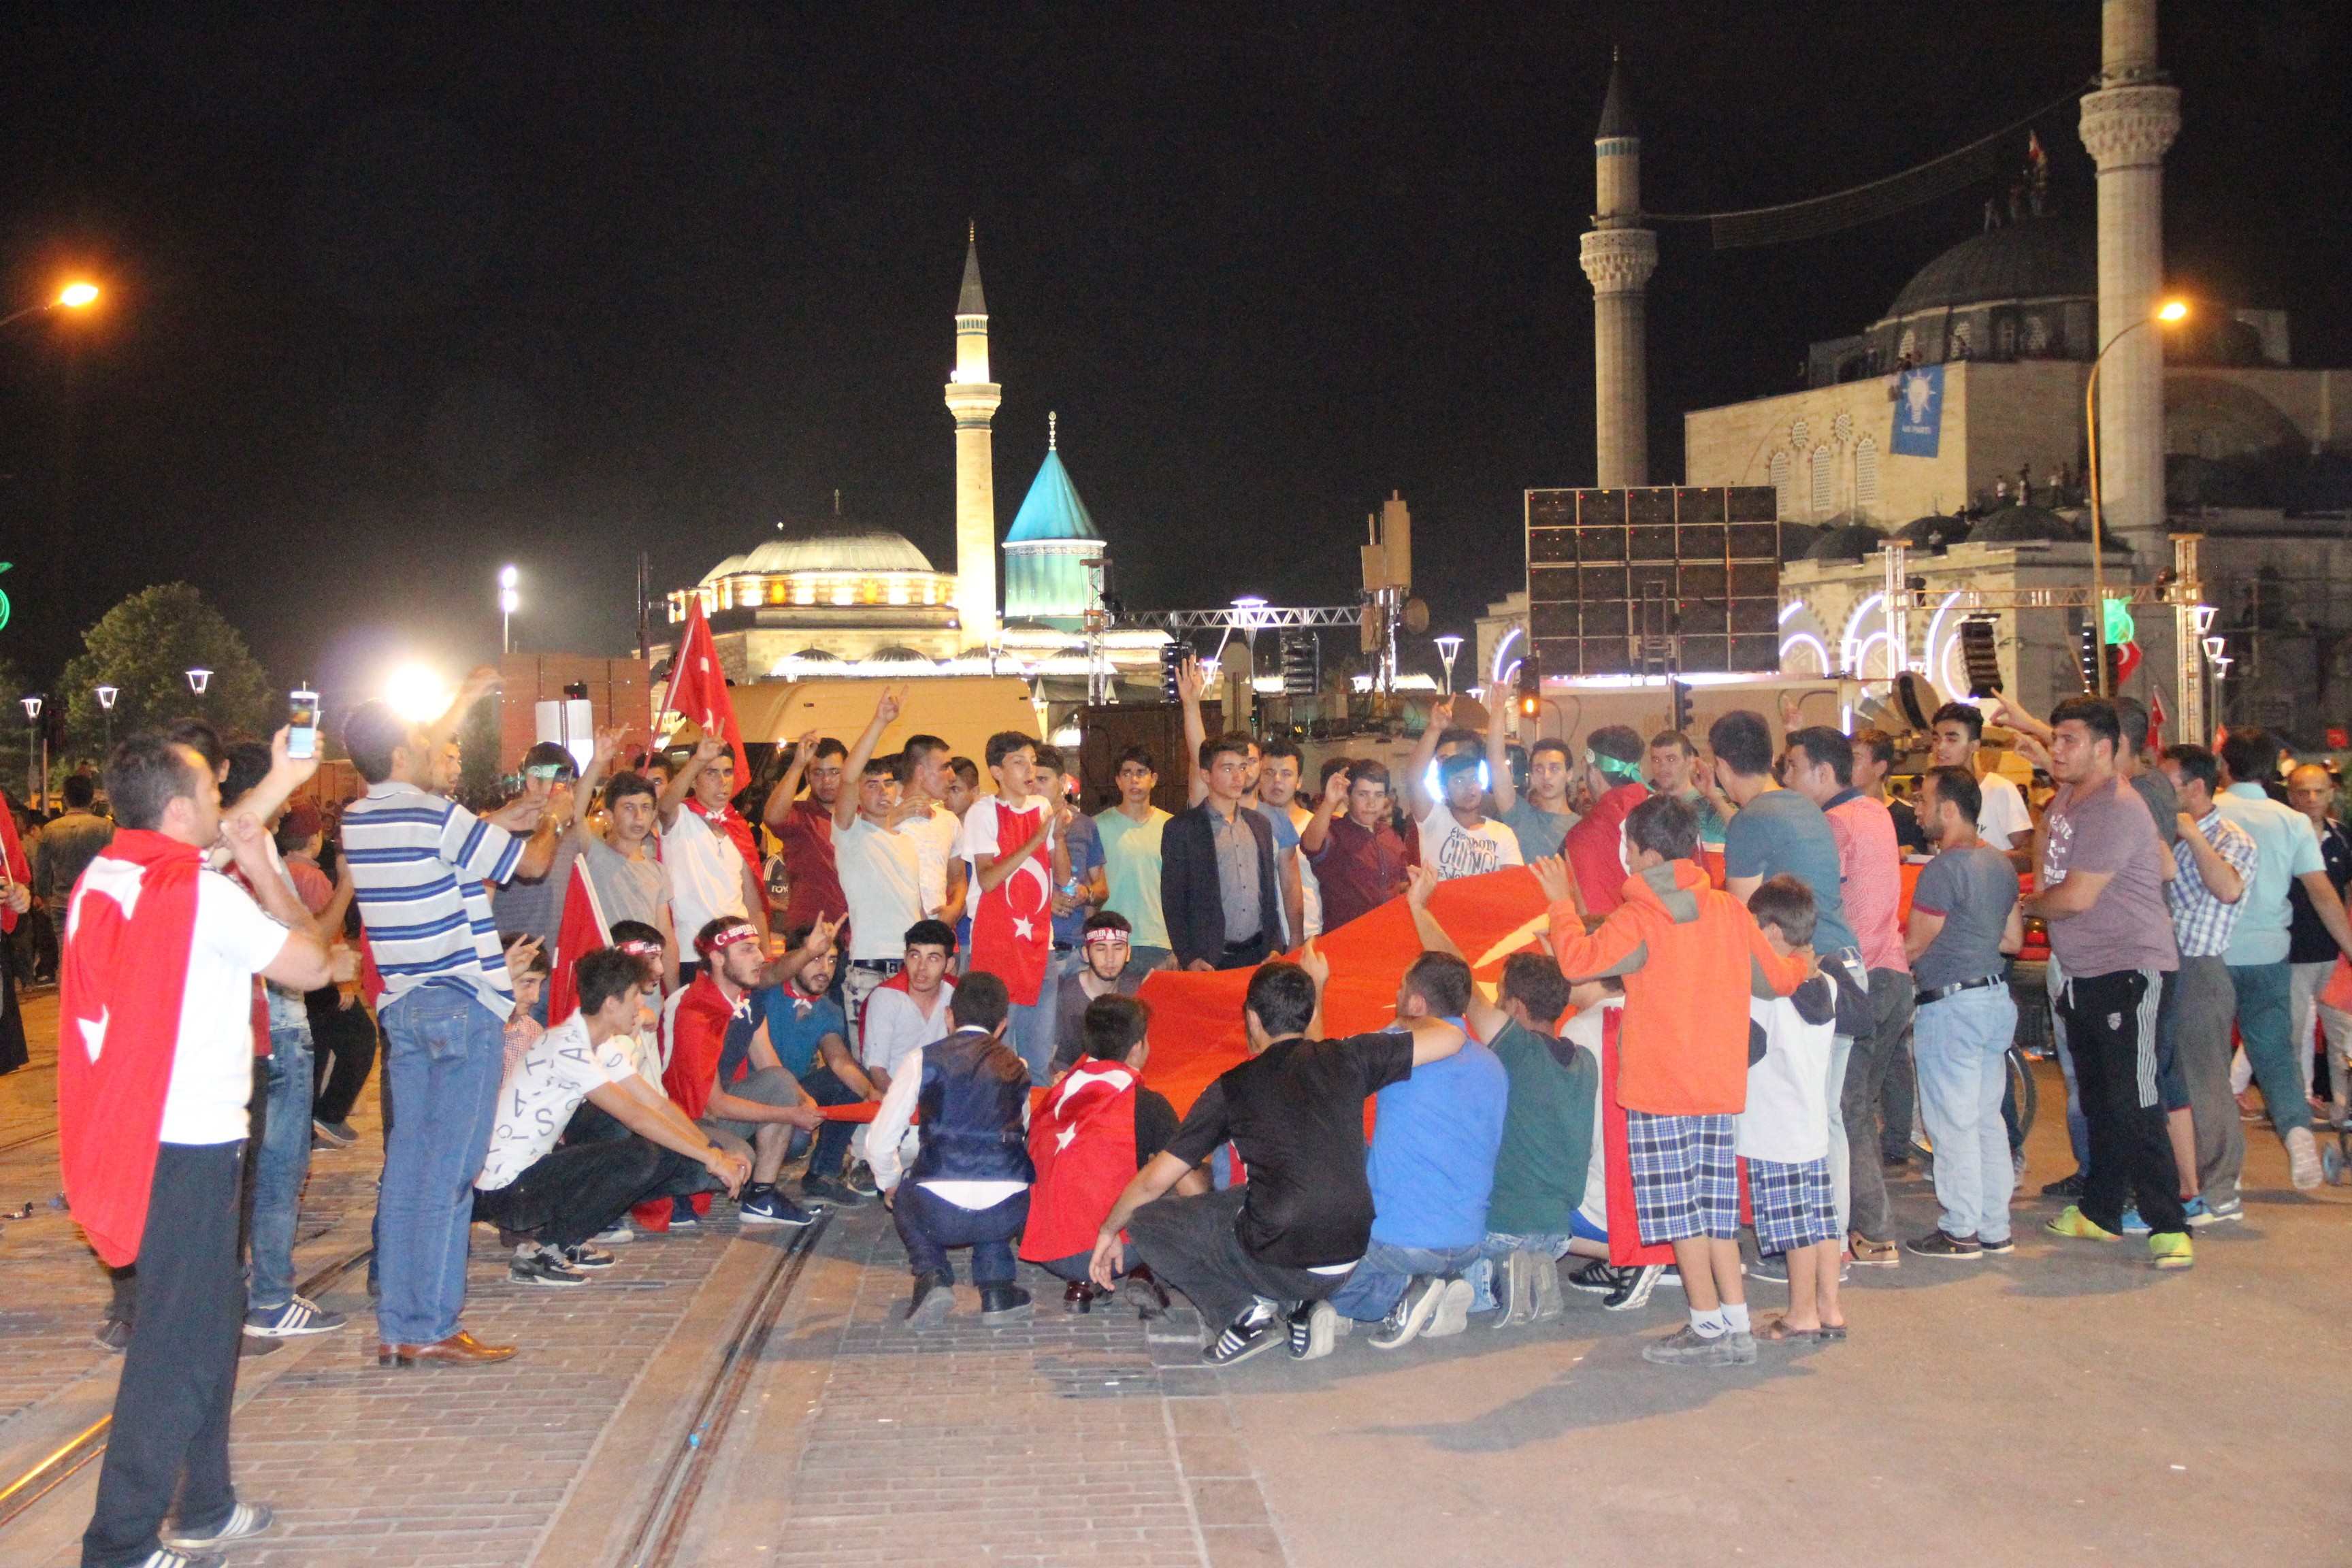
[0,278,103,331]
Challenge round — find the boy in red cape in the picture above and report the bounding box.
[60,734,331,1567]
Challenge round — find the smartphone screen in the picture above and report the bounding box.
[289,689,320,760]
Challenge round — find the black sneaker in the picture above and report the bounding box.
[740,1189,818,1227]
[1288,1300,1345,1360]
[312,1118,359,1147]
[1602,1264,1666,1312]
[1204,1302,1283,1367]
[668,1196,702,1230]
[93,1318,131,1354]
[1565,1258,1621,1294]
[1904,1230,1983,1261]
[1747,1252,1789,1284]
[801,1175,863,1207]
[1976,1234,2016,1255]
[1370,1277,1448,1350]
[906,1271,954,1326]
[843,1163,881,1198]
[510,1245,589,1287]
[562,1243,617,1269]
[2040,1170,2086,1199]
[979,1285,1032,1325]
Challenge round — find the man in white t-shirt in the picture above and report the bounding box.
[659,738,765,979]
[474,947,751,1286]
[894,732,969,928]
[1931,702,2034,861]
[857,920,960,1088]
[67,733,333,1566]
[1416,750,1523,881]
[832,691,928,1042]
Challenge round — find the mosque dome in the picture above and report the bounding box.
[1776,520,1823,562]
[701,521,936,585]
[1884,219,2093,323]
[1965,504,2130,552]
[1805,523,1888,563]
[1897,514,1971,553]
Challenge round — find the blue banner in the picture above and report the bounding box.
[1891,365,1943,458]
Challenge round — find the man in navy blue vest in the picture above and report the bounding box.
[868,970,1036,1325]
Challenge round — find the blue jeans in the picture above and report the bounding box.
[1468,1230,1575,1313]
[1914,985,2019,1243]
[2229,960,2310,1137]
[247,1022,315,1312]
[375,987,506,1347]
[1326,1238,1484,1322]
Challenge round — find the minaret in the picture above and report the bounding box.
[2078,0,2179,562]
[945,225,1002,647]
[1580,49,1656,489]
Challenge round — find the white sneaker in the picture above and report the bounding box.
[591,1225,636,1245]
[1423,1277,1475,1339]
[2286,1126,2323,1191]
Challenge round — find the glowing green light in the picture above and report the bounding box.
[2102,596,2135,646]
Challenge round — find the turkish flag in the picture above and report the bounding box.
[546,856,612,1025]
[0,788,29,934]
[664,598,751,783]
[969,800,1054,1006]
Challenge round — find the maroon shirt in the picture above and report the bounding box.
[774,796,847,935]
[1308,815,1410,932]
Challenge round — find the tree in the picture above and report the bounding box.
[0,655,31,798]
[60,584,272,759]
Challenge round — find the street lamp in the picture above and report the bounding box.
[2085,297,2191,696]
[0,280,101,332]
[186,667,212,702]
[20,696,40,803]
[1434,635,1464,696]
[95,683,118,750]
[498,564,521,655]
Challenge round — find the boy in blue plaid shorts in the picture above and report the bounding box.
[1537,793,1815,1369]
[1739,877,1845,1341]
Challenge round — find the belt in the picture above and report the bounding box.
[849,958,902,973]
[1918,975,2004,1005]
[1222,935,1263,953]
[1052,942,1076,953]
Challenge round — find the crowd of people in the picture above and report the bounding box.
[18,658,2352,1568]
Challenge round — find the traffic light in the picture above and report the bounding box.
[1669,678,1693,734]
[1159,640,1188,704]
[1279,630,1320,696]
[1516,655,1541,718]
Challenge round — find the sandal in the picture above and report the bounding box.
[1817,1322,1848,1340]
[1755,1315,1827,1343]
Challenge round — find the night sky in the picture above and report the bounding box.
[2,2,2345,708]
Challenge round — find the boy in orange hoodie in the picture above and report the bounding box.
[1533,792,1814,1367]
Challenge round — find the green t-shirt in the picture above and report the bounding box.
[1500,799,1575,862]
[1484,1017,1599,1236]
[1095,804,1173,951]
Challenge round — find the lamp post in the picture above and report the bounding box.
[186,668,212,718]
[1434,635,1463,697]
[95,683,117,751]
[0,280,100,333]
[498,564,520,655]
[20,695,40,804]
[2085,297,2189,698]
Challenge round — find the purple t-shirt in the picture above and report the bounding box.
[2040,776,2178,979]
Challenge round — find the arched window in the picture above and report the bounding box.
[1770,450,1793,517]
[1855,436,1880,512]
[1810,444,1833,515]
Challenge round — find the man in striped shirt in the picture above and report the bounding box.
[342,693,557,1366]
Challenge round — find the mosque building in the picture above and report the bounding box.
[659,236,1166,694]
[1515,2,2352,740]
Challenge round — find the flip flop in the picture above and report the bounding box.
[1755,1316,1828,1343]
[1818,1322,1848,1340]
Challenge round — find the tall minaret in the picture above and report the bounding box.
[2078,0,2179,563]
[945,225,1002,647]
[1580,49,1656,489]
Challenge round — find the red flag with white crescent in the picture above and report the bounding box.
[546,855,612,1025]
[968,799,1054,1007]
[663,598,751,783]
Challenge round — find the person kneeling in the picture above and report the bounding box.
[869,970,1036,1326]
[1020,994,1209,1313]
[473,949,751,1289]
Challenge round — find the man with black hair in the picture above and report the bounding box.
[1096,744,1175,969]
[658,736,767,973]
[764,728,853,945]
[2213,724,2352,1189]
[1092,948,1473,1367]
[2030,698,2189,1265]
[1407,875,1597,1329]
[831,691,928,1043]
[870,970,1036,1326]
[1301,759,1410,931]
[858,919,958,1090]
[1929,701,2034,858]
[958,730,1062,1080]
[2157,744,2256,1223]
[1049,910,1144,1077]
[1782,723,1914,1263]
[1257,737,1314,940]
[2285,763,2352,1126]
[1556,724,1652,916]
[1161,732,1281,973]
[573,767,679,992]
[1019,994,1206,1310]
[342,693,556,1367]
[1850,729,1929,856]
[1318,938,1507,1350]
[1403,697,1522,881]
[475,947,751,1286]
[33,770,112,956]
[895,730,969,931]
[1486,698,1578,862]
[1646,730,1728,848]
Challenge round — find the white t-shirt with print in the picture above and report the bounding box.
[835,815,926,962]
[476,1014,636,1190]
[1416,804,1524,881]
[151,870,294,1145]
[666,808,749,945]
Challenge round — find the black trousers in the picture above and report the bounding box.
[471,1135,682,1251]
[1125,1185,1348,1330]
[893,1183,1028,1286]
[307,996,378,1127]
[2058,967,2187,1237]
[1213,934,1270,972]
[83,1142,247,1568]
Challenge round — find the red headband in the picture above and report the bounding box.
[695,923,759,958]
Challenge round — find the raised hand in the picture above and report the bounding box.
[1529,854,1575,906]
[1431,696,1456,730]
[875,688,902,727]
[1296,937,1330,988]
[268,725,321,789]
[1322,768,1350,810]
[692,734,726,765]
[1175,655,1207,705]
[1405,863,1437,909]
